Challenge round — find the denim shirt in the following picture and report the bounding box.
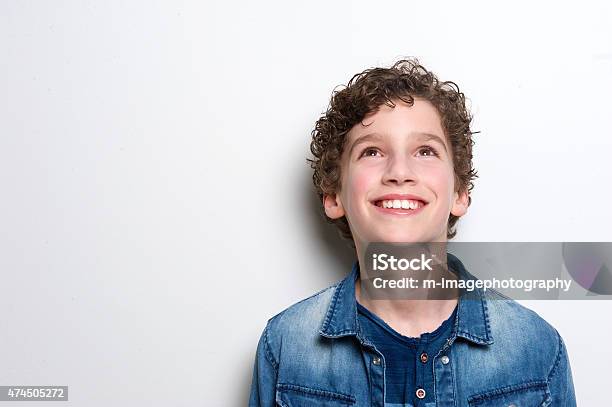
[249,254,576,406]
[357,298,457,406]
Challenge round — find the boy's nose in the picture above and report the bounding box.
[382,157,418,185]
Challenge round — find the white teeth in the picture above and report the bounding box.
[379,199,422,209]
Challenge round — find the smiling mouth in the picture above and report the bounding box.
[373,199,427,210]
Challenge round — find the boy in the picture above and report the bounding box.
[249,59,576,406]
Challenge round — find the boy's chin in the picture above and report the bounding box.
[367,231,432,244]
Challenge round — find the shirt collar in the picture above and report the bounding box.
[318,252,494,346]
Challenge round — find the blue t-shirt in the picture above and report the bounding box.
[357,302,457,407]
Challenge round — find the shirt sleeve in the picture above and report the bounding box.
[547,331,577,406]
[248,322,278,407]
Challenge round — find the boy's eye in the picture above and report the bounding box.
[417,146,439,157]
[359,147,381,158]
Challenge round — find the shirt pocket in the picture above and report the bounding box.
[275,383,356,407]
[467,381,551,407]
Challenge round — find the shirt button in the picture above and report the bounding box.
[440,355,450,365]
[372,356,381,365]
[415,388,426,399]
[419,352,428,363]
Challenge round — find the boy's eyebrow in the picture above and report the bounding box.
[415,132,448,153]
[348,133,383,156]
[348,132,448,156]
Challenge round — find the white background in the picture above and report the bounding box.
[1,1,611,406]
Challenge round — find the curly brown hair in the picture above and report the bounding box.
[307,58,478,245]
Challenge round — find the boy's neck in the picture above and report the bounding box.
[353,239,457,338]
[355,279,458,338]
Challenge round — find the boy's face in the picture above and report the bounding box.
[323,98,469,246]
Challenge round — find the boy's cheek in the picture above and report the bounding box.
[342,177,374,213]
[350,174,374,195]
[348,166,378,190]
[423,167,456,193]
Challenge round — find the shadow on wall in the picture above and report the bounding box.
[301,161,356,281]
[239,161,356,405]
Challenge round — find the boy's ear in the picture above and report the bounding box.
[323,192,345,219]
[451,188,469,217]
